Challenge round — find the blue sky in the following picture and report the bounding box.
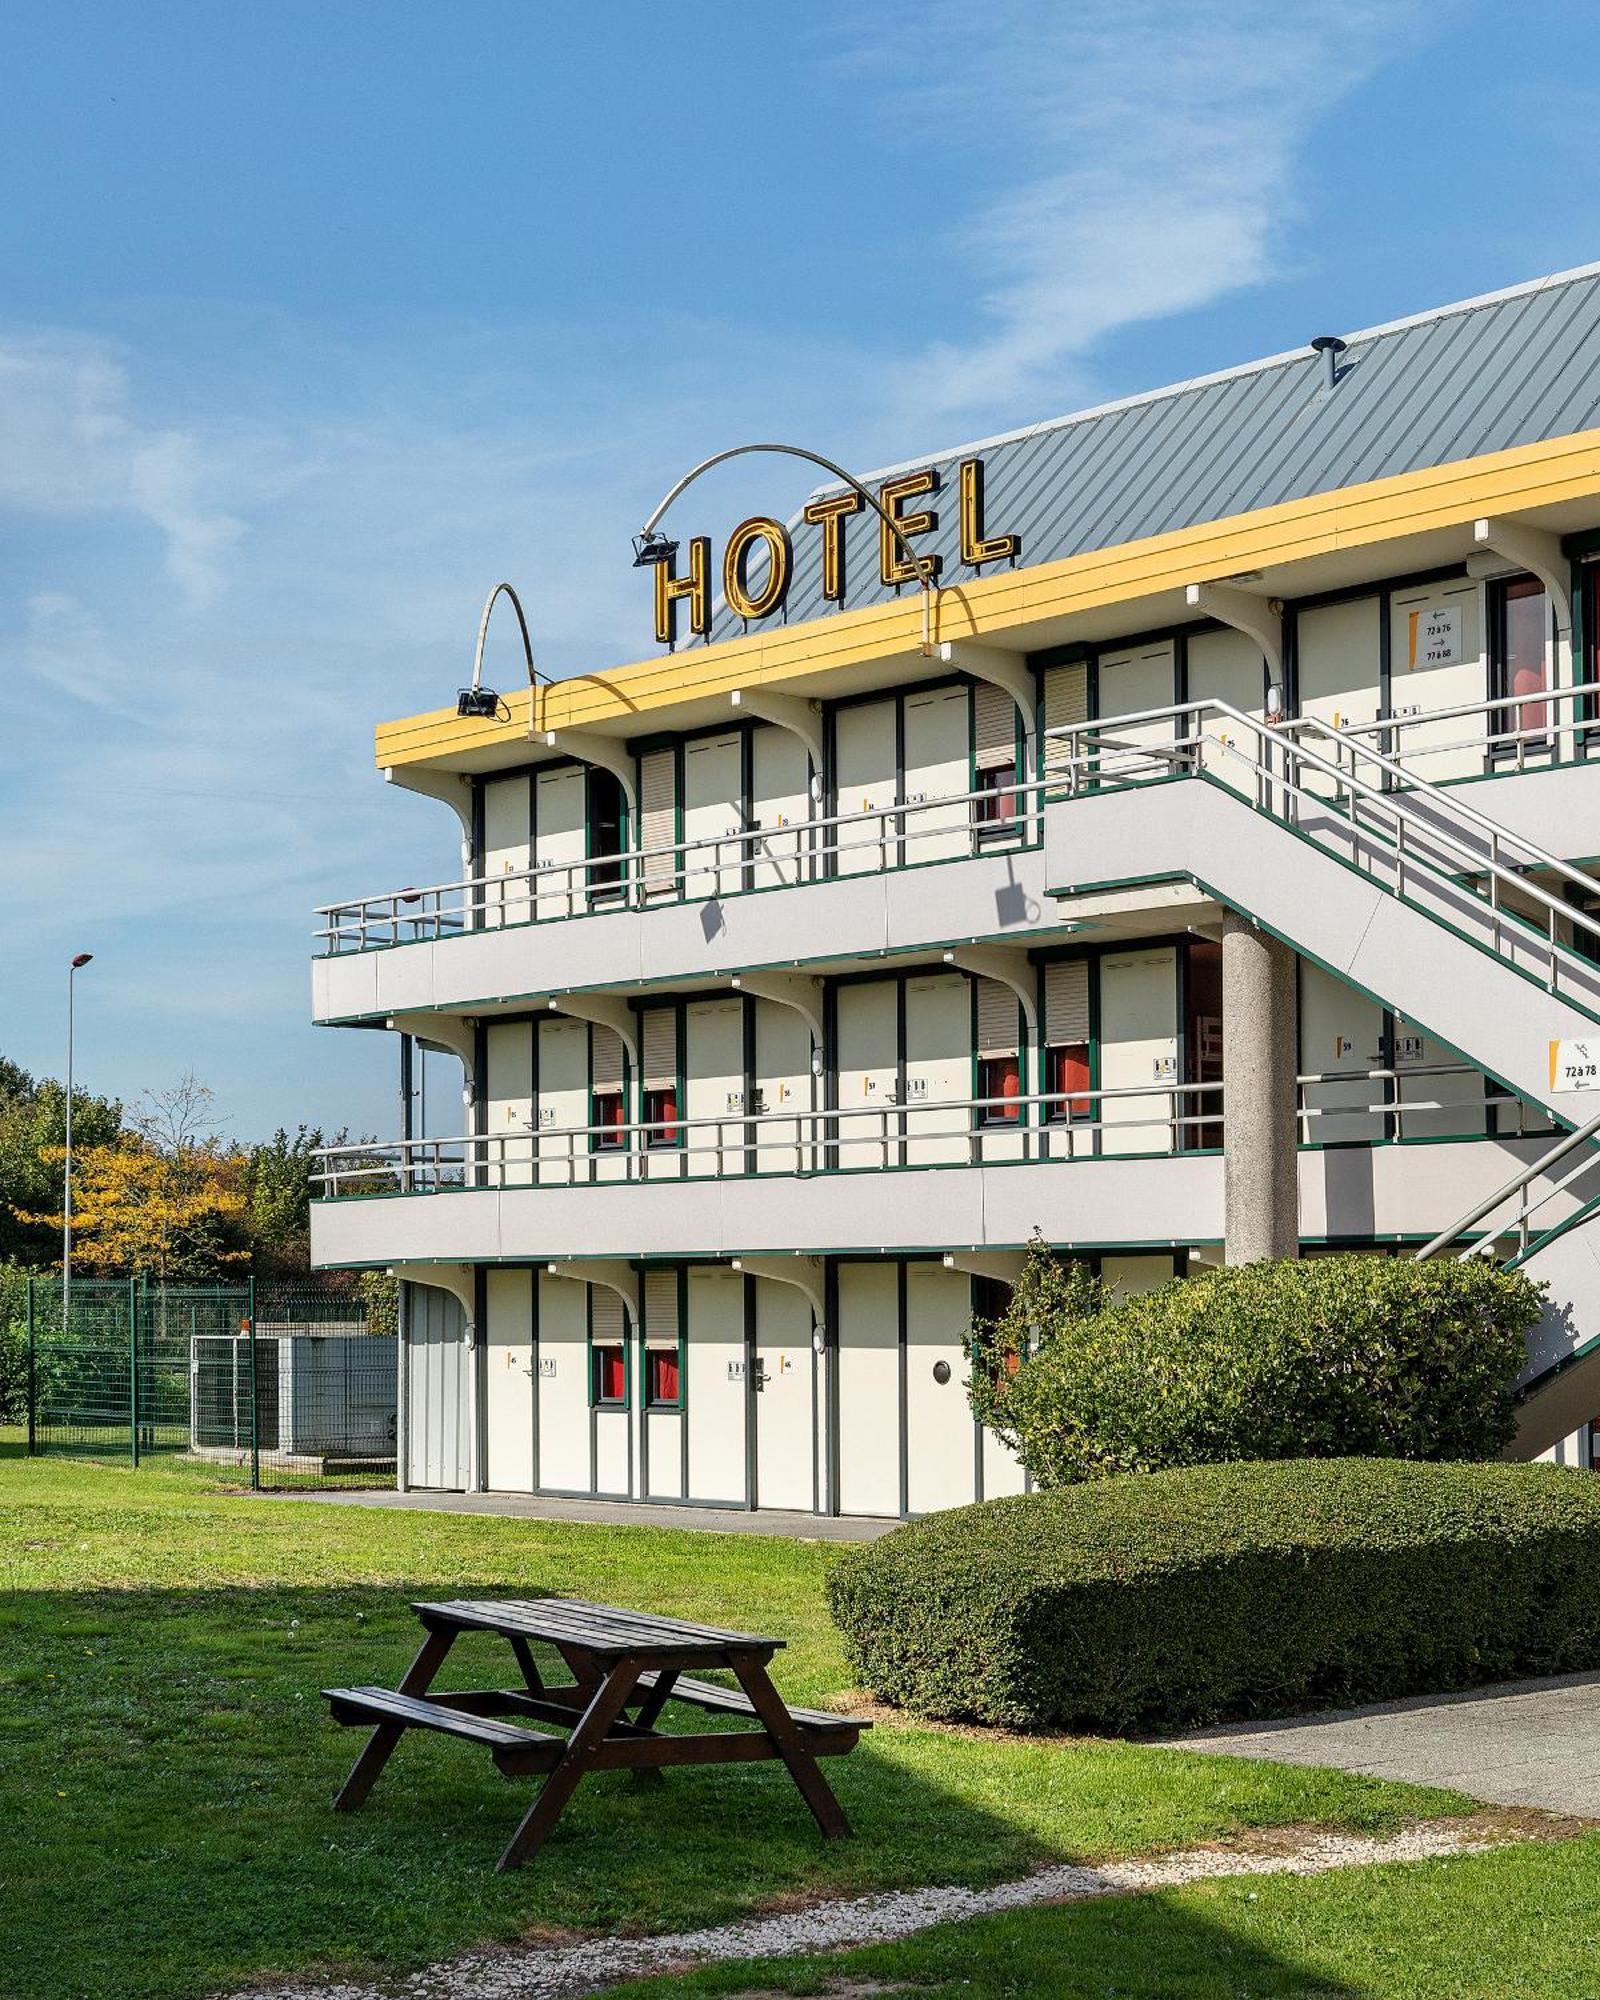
[0,0,1592,1142]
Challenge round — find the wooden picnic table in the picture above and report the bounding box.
[323,1596,868,1870]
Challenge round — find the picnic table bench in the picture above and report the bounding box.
[322,1596,868,1870]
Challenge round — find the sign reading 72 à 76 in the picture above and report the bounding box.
[1550,1040,1600,1092]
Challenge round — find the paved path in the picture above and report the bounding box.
[265,1485,896,1541]
[1170,1670,1600,1816]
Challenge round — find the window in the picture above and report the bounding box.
[1491,576,1551,748]
[978,1053,1021,1123]
[1044,1042,1091,1121]
[591,1090,626,1150]
[590,1342,626,1406]
[586,768,628,903]
[974,762,1019,835]
[642,1086,679,1147]
[645,1346,681,1408]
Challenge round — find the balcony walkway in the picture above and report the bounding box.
[262,1485,898,1541]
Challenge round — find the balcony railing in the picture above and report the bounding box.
[312,1062,1539,1197]
[1292,679,1600,776]
[315,778,1045,954]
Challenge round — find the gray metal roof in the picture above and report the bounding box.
[704,262,1600,645]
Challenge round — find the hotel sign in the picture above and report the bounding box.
[651,457,1021,645]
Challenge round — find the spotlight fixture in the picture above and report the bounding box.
[632,529,679,568]
[455,686,506,719]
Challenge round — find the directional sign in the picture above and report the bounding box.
[1550,1040,1600,1093]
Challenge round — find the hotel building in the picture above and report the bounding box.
[310,264,1600,1515]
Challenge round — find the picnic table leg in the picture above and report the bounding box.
[333,1624,456,1813]
[729,1654,854,1840]
[497,1658,643,1872]
[632,1669,679,1729]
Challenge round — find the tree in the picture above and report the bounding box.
[0,1067,124,1267]
[243,1126,330,1275]
[19,1135,249,1282]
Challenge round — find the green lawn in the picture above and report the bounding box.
[603,1832,1600,1998]
[0,1445,1478,2000]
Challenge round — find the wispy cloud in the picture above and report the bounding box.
[870,0,1439,428]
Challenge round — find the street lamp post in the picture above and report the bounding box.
[63,952,93,1329]
[633,442,943,655]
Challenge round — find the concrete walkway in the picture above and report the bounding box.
[1169,1670,1600,1816]
[266,1485,897,1541]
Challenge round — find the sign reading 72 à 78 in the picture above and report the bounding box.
[1550,1040,1600,1092]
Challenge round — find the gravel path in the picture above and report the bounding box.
[227,1819,1511,2000]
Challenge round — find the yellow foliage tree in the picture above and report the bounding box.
[22,1135,250,1281]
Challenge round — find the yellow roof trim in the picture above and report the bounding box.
[376,426,1600,770]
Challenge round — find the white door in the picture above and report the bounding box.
[683,732,745,899]
[1299,961,1386,1144]
[485,1020,533,1188]
[1389,581,1484,782]
[482,774,532,927]
[904,1262,976,1515]
[833,697,897,875]
[686,1266,748,1505]
[753,1278,815,1512]
[686,997,746,1177]
[903,972,970,1165]
[750,724,811,889]
[484,1269,533,1492]
[1101,1254,1179,1298]
[752,997,813,1174]
[902,685,969,864]
[1099,946,1178,1155]
[835,978,899,1169]
[1393,1013,1486,1139]
[1296,596,1383,784]
[534,764,586,918]
[536,1016,588,1185]
[405,1282,471,1491]
[1096,640,1177,779]
[836,1261,901,1518]
[534,1271,590,1493]
[1188,626,1265,793]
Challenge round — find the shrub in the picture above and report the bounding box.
[826,1458,1600,1732]
[968,1248,1541,1486]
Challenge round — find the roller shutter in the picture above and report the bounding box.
[1042,661,1089,776]
[591,1288,626,1342]
[644,1269,678,1349]
[1044,959,1090,1045]
[642,1008,677,1091]
[975,976,1020,1059]
[591,1026,626,1092]
[640,748,676,896]
[973,683,1017,772]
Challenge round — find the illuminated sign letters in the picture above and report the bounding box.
[651,456,1019,645]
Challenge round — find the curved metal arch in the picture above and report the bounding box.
[639,442,940,654]
[469,580,541,695]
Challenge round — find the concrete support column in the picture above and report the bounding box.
[1222,913,1299,1264]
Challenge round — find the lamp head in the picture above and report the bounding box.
[632,529,678,568]
[70,953,93,969]
[455,686,504,719]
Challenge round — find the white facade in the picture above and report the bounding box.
[314,296,1600,1516]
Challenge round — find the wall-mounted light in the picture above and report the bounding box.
[631,530,679,568]
[456,581,551,724]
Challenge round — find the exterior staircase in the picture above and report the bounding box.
[1045,698,1600,1454]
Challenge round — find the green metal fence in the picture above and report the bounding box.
[25,1274,396,1490]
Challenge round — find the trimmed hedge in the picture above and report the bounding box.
[826,1458,1600,1732]
[968,1250,1542,1485]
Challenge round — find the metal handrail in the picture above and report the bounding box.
[1316,679,1600,771]
[1048,698,1600,984]
[1414,1107,1600,1262]
[1288,710,1600,916]
[316,773,1045,951]
[312,1060,1546,1196]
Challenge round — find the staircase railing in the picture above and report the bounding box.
[1413,1107,1600,1263]
[1050,698,1600,1009]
